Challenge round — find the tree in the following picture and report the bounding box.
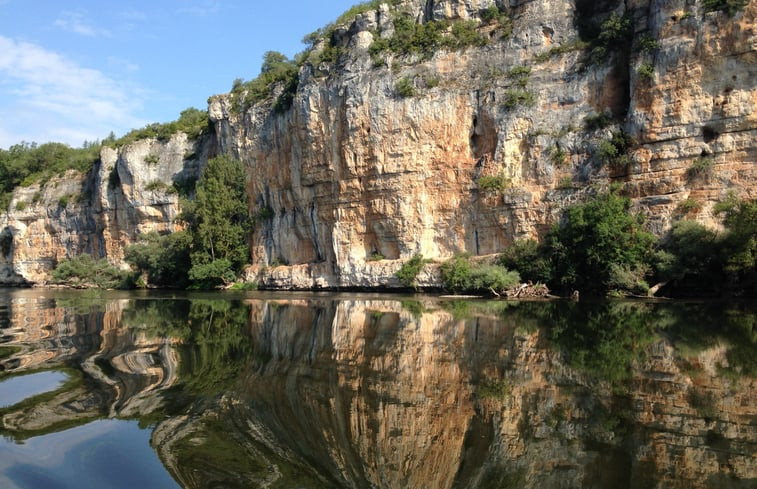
[546,191,656,295]
[124,231,192,288]
[180,155,251,288]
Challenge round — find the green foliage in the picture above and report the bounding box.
[655,220,722,294]
[507,65,531,88]
[588,12,634,64]
[703,0,749,15]
[557,176,574,189]
[369,15,492,61]
[688,388,719,420]
[58,194,75,208]
[395,253,429,288]
[480,5,510,27]
[145,180,175,193]
[549,301,657,385]
[477,173,512,193]
[367,252,385,261]
[476,379,510,400]
[230,51,299,113]
[51,254,129,289]
[188,259,236,288]
[503,89,536,109]
[533,39,590,63]
[687,156,714,181]
[108,108,209,147]
[124,231,192,288]
[179,155,252,289]
[583,112,613,131]
[549,144,568,166]
[145,154,160,166]
[395,76,416,97]
[638,62,655,80]
[172,175,198,197]
[424,75,440,88]
[0,141,101,209]
[441,254,521,294]
[547,191,656,295]
[228,281,258,290]
[14,200,27,211]
[717,197,757,289]
[677,197,702,215]
[498,239,552,284]
[637,35,661,52]
[596,131,633,167]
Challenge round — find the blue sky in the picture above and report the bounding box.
[0,0,360,148]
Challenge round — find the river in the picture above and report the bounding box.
[0,288,755,488]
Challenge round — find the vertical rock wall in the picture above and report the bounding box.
[0,132,209,284]
[209,0,756,288]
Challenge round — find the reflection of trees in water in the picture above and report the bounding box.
[2,294,755,488]
[122,299,253,397]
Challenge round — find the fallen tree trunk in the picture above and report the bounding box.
[505,283,550,299]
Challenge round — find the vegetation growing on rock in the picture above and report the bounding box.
[0,141,101,210]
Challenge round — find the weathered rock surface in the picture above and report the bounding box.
[0,133,208,284]
[1,0,755,287]
[213,0,757,288]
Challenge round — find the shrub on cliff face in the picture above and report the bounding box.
[107,107,209,148]
[703,0,749,15]
[0,141,100,210]
[396,253,429,288]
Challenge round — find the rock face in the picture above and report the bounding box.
[0,133,209,284]
[1,0,755,287]
[212,0,757,289]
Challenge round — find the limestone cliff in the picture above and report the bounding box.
[1,0,755,287]
[0,133,209,284]
[212,0,757,289]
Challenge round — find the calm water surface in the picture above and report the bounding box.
[0,288,755,488]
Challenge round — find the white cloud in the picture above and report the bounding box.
[0,35,147,148]
[54,9,110,37]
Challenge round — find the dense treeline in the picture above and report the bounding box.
[0,107,208,213]
[0,141,101,210]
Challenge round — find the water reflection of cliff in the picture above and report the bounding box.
[156,299,757,489]
[0,291,182,440]
[1,292,755,488]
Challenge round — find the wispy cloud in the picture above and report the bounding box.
[118,9,147,21]
[0,35,147,147]
[178,0,222,16]
[54,9,110,37]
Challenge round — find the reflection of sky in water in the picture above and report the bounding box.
[0,420,179,489]
[0,372,68,408]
